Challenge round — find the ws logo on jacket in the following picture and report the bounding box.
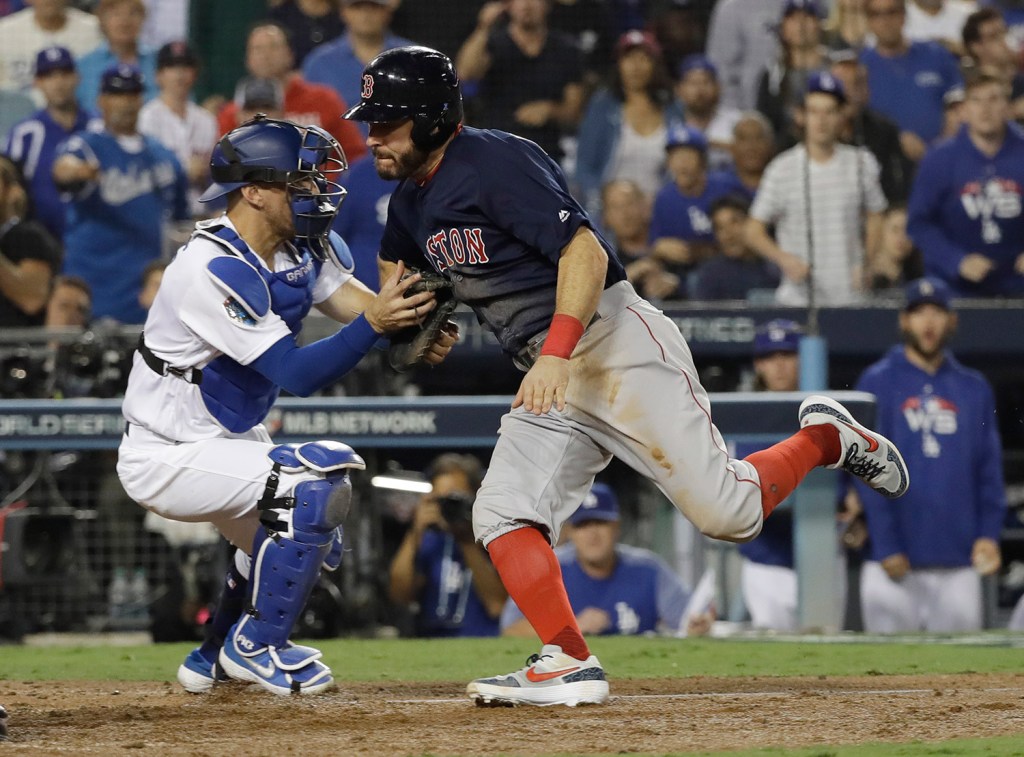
[902,394,958,458]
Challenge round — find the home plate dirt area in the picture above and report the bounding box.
[2,674,1023,755]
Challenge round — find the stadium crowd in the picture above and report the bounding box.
[0,0,1022,641]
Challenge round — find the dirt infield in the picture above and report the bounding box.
[2,673,1023,755]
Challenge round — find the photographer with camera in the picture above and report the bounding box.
[388,453,508,637]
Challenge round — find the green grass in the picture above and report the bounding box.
[2,636,1023,683]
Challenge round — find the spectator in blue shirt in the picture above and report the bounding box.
[907,72,1024,297]
[3,46,93,242]
[501,484,711,637]
[649,124,743,297]
[52,64,187,324]
[860,0,962,159]
[692,195,781,301]
[76,0,158,113]
[301,0,414,134]
[388,453,508,638]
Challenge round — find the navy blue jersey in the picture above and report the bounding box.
[854,346,1007,568]
[379,127,626,355]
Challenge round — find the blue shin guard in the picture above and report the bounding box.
[220,445,360,695]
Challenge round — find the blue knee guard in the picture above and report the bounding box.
[323,526,344,573]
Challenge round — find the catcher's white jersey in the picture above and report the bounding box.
[121,215,349,442]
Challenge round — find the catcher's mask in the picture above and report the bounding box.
[200,114,348,261]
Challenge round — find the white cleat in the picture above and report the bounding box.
[467,645,609,707]
[798,395,909,498]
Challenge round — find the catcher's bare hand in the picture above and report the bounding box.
[421,322,460,366]
[513,355,569,415]
[364,261,436,334]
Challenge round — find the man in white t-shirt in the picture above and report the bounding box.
[677,54,743,171]
[0,0,101,96]
[138,41,218,216]
[746,72,887,306]
[116,115,453,696]
[905,0,977,54]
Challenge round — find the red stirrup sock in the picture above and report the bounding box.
[744,425,841,518]
[486,527,590,661]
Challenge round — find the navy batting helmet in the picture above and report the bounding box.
[200,115,348,260]
[343,45,463,152]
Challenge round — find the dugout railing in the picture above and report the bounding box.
[0,393,870,637]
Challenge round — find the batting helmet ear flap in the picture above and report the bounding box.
[410,98,463,152]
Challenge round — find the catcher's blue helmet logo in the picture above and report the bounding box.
[200,114,348,260]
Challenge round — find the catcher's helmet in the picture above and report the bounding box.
[200,115,348,260]
[343,45,463,152]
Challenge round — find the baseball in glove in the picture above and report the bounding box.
[388,269,458,372]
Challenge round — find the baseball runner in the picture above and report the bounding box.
[116,115,451,695]
[344,46,910,707]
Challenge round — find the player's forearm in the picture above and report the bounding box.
[552,227,607,324]
[316,278,376,324]
[249,314,380,396]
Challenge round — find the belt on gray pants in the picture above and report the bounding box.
[513,312,600,373]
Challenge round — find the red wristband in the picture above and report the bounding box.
[540,313,585,359]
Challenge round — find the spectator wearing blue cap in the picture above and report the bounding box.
[756,0,831,147]
[52,63,188,324]
[850,277,1006,633]
[75,0,158,114]
[500,484,712,637]
[676,54,743,171]
[907,71,1024,298]
[747,71,888,306]
[2,46,93,242]
[575,29,683,216]
[691,194,781,301]
[649,123,747,299]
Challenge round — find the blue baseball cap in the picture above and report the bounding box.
[569,484,620,526]
[904,277,952,311]
[783,0,822,17]
[35,46,75,76]
[678,54,717,80]
[753,319,803,356]
[665,123,708,152]
[805,71,846,104]
[100,63,144,95]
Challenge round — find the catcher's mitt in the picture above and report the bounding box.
[388,269,458,372]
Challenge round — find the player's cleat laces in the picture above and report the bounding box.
[466,644,609,707]
[798,395,910,498]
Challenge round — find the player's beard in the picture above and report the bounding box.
[372,143,430,181]
[902,327,949,363]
